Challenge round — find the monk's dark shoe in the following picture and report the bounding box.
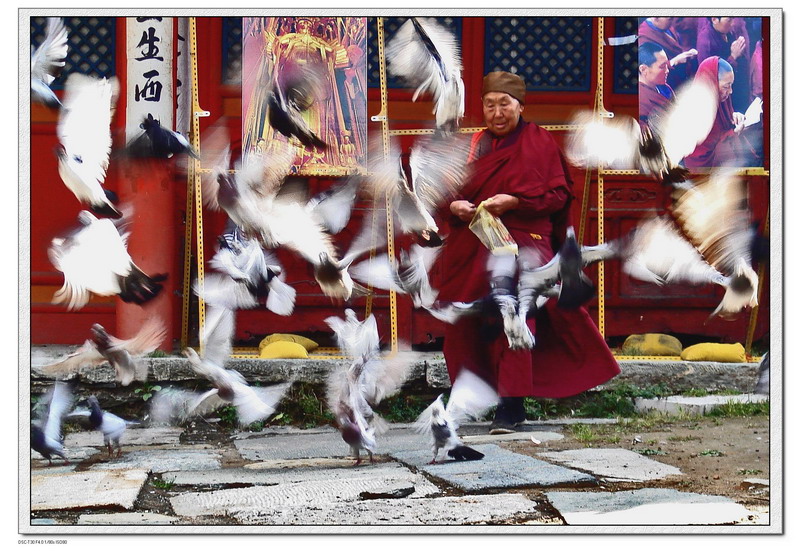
[489,421,515,435]
[489,402,516,434]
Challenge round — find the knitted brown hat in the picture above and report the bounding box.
[482,71,526,104]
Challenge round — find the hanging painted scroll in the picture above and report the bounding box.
[241,16,368,176]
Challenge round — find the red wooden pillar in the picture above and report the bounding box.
[116,161,176,351]
[115,18,178,351]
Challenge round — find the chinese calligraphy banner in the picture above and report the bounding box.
[126,17,174,142]
[242,17,367,176]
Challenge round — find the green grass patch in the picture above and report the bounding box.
[570,423,599,443]
[707,400,769,417]
[700,449,724,457]
[152,476,176,490]
[377,394,431,423]
[147,350,169,358]
[737,468,763,476]
[636,448,667,456]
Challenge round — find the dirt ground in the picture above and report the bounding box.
[504,416,770,509]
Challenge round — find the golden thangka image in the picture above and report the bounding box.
[242,17,367,176]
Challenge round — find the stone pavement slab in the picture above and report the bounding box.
[546,488,754,525]
[77,512,180,525]
[32,446,99,465]
[231,493,543,525]
[537,448,683,482]
[165,462,438,490]
[234,426,430,461]
[634,394,768,415]
[392,444,596,491]
[32,469,149,511]
[65,427,183,448]
[169,463,439,518]
[89,449,222,474]
[462,431,563,445]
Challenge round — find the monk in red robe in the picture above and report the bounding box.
[638,17,698,90]
[638,42,674,127]
[683,56,755,169]
[435,71,620,434]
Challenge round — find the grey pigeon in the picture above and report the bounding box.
[31,382,74,465]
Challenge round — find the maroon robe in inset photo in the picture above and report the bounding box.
[638,81,674,127]
[638,19,696,90]
[434,120,620,399]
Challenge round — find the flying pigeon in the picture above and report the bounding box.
[267,64,327,149]
[414,369,498,463]
[56,73,121,217]
[367,135,471,246]
[325,310,416,464]
[31,382,74,465]
[124,113,199,159]
[30,17,68,108]
[668,170,760,319]
[48,210,167,310]
[565,78,717,186]
[386,17,465,132]
[181,305,291,426]
[37,318,167,386]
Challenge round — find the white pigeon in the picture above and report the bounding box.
[367,135,471,247]
[325,310,416,464]
[386,17,465,131]
[181,305,291,426]
[565,78,717,186]
[56,73,121,217]
[351,244,441,309]
[30,382,74,465]
[30,17,68,108]
[414,369,498,463]
[48,210,167,310]
[37,318,167,386]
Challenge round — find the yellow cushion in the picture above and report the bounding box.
[258,334,319,352]
[259,341,309,359]
[681,343,746,363]
[622,333,682,356]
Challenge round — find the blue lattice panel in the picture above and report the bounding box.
[30,16,116,88]
[612,17,639,95]
[223,17,243,85]
[484,17,592,92]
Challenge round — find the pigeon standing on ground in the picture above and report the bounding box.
[754,351,769,395]
[30,17,68,108]
[31,382,74,465]
[414,369,498,463]
[325,311,416,465]
[48,210,167,310]
[124,113,199,159]
[68,396,137,458]
[386,17,465,132]
[38,318,167,386]
[56,73,121,217]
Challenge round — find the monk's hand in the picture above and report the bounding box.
[671,48,697,66]
[730,37,746,59]
[732,112,746,134]
[450,200,477,222]
[483,194,519,216]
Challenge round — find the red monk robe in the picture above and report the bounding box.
[683,56,756,169]
[638,81,674,128]
[434,119,620,399]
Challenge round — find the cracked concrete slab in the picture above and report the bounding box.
[392,444,596,491]
[231,493,542,525]
[234,426,429,461]
[537,448,682,482]
[546,488,754,525]
[169,463,439,518]
[65,427,183,448]
[462,431,563,445]
[89,449,222,474]
[77,512,179,525]
[32,469,148,511]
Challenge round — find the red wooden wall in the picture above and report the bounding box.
[28,16,770,349]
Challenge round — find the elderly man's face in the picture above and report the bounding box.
[482,92,524,137]
[718,70,735,102]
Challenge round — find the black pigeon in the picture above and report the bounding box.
[31,382,74,465]
[267,66,327,150]
[125,113,199,159]
[554,227,598,309]
[68,396,135,458]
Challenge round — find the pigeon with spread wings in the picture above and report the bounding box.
[56,73,121,217]
[48,210,167,310]
[31,382,74,465]
[31,17,68,108]
[386,17,465,132]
